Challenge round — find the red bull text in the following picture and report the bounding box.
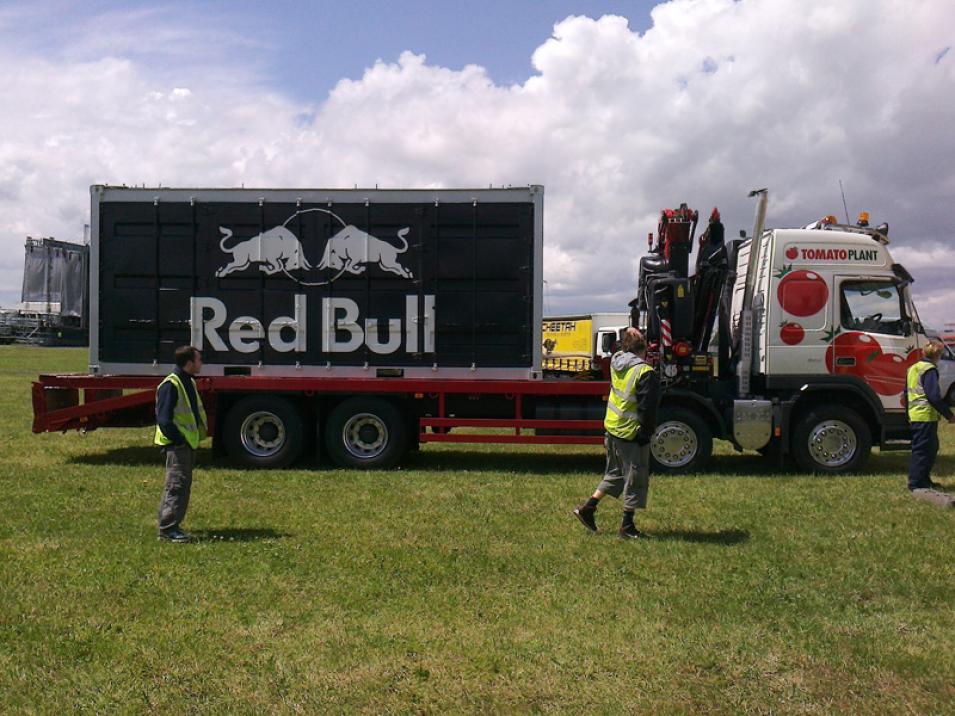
[190,295,435,355]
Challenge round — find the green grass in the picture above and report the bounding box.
[2,344,955,713]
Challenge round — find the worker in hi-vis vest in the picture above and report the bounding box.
[904,340,954,492]
[154,346,207,542]
[574,327,660,539]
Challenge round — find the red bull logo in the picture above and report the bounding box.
[316,225,412,279]
[215,226,309,277]
[190,294,435,355]
[215,208,414,284]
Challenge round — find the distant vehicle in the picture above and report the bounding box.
[541,312,629,375]
[925,331,955,405]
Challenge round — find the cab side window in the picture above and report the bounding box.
[840,281,907,336]
[600,332,614,354]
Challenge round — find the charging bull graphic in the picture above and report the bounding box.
[316,225,412,279]
[215,226,310,277]
[215,208,413,284]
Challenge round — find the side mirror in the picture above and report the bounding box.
[900,319,913,336]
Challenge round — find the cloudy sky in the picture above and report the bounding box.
[1,0,953,326]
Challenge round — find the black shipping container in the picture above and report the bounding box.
[91,186,543,379]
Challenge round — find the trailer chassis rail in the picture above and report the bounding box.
[33,373,608,446]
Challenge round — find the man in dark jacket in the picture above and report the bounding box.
[573,328,660,539]
[904,340,954,492]
[154,346,207,542]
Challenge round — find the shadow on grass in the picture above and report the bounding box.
[67,445,605,475]
[403,449,602,475]
[407,449,953,479]
[69,446,217,468]
[703,452,955,479]
[649,528,749,545]
[190,528,288,542]
[66,444,953,480]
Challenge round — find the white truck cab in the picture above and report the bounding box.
[725,215,929,470]
[749,226,926,413]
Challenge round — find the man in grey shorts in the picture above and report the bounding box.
[574,328,660,539]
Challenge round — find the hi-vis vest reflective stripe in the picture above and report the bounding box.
[154,373,208,448]
[907,360,940,423]
[604,360,654,440]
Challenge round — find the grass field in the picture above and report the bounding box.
[2,345,954,713]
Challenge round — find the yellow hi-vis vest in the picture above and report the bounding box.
[907,360,940,423]
[604,359,654,440]
[154,372,208,448]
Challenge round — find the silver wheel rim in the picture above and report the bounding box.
[807,419,857,468]
[343,413,389,460]
[651,420,698,468]
[239,411,286,458]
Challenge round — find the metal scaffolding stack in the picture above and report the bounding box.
[0,237,89,346]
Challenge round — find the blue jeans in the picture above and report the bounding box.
[908,421,939,490]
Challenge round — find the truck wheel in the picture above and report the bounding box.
[649,406,713,473]
[324,397,408,469]
[791,405,871,473]
[223,395,305,468]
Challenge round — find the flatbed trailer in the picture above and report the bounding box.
[32,372,611,468]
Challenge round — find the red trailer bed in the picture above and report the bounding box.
[32,373,610,466]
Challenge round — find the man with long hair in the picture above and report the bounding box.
[574,328,660,539]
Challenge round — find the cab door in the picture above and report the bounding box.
[834,277,916,410]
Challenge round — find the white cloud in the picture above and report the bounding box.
[1,0,954,326]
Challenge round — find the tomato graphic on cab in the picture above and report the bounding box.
[824,330,879,374]
[779,321,804,345]
[823,329,921,397]
[866,352,907,395]
[776,265,829,317]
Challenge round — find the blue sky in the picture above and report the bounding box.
[25,0,657,100]
[223,0,656,98]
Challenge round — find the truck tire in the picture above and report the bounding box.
[222,395,305,469]
[791,405,871,474]
[649,406,713,473]
[324,397,408,469]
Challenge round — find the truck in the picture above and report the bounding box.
[30,185,935,474]
[541,312,629,374]
[633,196,934,472]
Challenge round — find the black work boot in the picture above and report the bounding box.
[573,505,597,533]
[618,523,645,540]
[159,528,193,543]
[619,512,644,540]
